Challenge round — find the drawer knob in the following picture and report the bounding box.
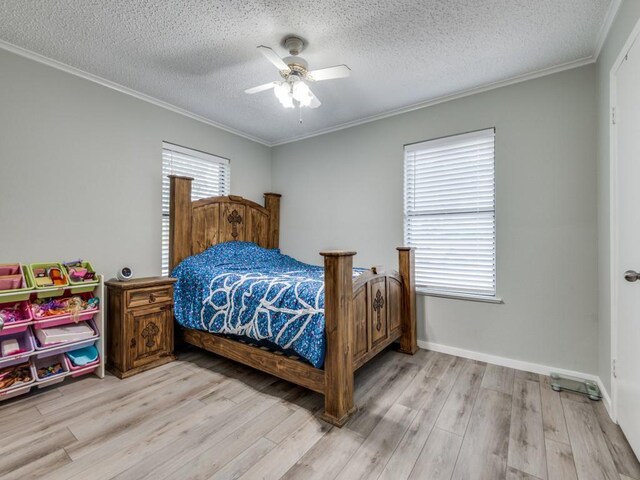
[149,293,157,303]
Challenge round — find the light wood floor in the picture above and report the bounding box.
[1,347,639,480]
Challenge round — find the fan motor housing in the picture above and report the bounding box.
[281,56,308,78]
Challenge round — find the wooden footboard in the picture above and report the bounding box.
[319,248,417,426]
[168,175,417,427]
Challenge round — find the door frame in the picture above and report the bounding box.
[610,16,640,423]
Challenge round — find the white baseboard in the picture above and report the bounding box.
[418,340,613,420]
[596,377,614,420]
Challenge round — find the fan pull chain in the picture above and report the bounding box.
[299,105,303,124]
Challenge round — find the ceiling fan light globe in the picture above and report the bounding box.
[281,96,295,108]
[292,81,310,102]
[275,86,294,108]
[274,82,291,103]
[274,82,289,97]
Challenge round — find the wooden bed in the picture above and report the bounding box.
[168,175,417,426]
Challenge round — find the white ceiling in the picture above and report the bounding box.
[0,0,614,145]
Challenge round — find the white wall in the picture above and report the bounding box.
[0,49,271,279]
[596,0,640,393]
[272,65,599,375]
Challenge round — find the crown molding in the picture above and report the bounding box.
[271,55,596,146]
[0,39,271,146]
[594,0,623,60]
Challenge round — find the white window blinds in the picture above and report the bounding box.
[404,128,496,297]
[162,143,230,276]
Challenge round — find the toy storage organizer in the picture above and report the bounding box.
[0,268,104,401]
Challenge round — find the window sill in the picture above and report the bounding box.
[417,289,504,304]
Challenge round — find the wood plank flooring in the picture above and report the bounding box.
[1,347,638,480]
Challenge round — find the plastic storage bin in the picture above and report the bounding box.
[65,351,100,378]
[0,275,21,290]
[0,329,35,368]
[28,263,69,298]
[34,320,99,359]
[35,321,95,346]
[0,264,34,302]
[31,292,99,329]
[0,300,33,335]
[34,354,69,387]
[0,265,21,276]
[63,261,99,294]
[0,361,35,400]
[0,264,22,291]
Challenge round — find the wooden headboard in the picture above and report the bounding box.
[168,175,281,271]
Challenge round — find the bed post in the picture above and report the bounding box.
[397,247,418,354]
[168,175,193,272]
[264,193,281,249]
[320,250,356,427]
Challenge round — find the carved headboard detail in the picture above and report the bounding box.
[227,209,243,239]
[168,176,281,271]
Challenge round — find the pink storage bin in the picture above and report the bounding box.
[0,329,35,368]
[0,265,33,303]
[0,362,36,400]
[34,320,98,359]
[64,353,100,378]
[34,354,69,388]
[0,382,33,401]
[0,264,20,276]
[33,308,98,330]
[0,300,33,336]
[0,264,28,293]
[0,275,22,291]
[31,292,99,330]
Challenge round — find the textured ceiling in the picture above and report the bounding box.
[0,0,612,145]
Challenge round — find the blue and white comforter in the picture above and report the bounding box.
[173,242,334,368]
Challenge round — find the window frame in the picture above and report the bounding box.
[161,142,230,276]
[403,128,501,303]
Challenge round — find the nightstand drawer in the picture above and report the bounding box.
[126,286,172,309]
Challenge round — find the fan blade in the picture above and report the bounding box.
[257,46,291,72]
[308,64,351,81]
[245,81,279,94]
[308,89,321,109]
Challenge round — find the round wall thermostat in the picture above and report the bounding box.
[117,267,133,281]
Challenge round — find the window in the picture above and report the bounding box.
[162,142,230,275]
[404,128,496,298]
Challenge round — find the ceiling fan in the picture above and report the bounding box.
[245,36,351,109]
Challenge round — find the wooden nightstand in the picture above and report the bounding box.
[105,276,177,378]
